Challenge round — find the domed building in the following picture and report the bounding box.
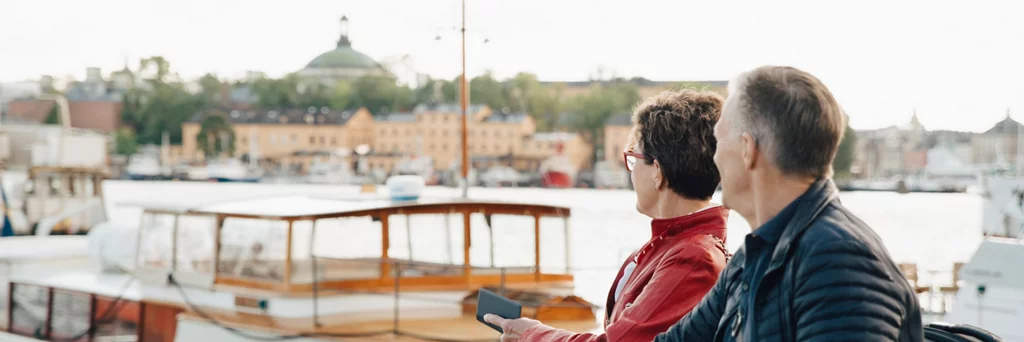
[298,16,389,86]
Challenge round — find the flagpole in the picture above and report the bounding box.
[459,0,470,198]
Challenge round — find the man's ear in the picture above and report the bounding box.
[741,132,758,170]
[653,159,666,190]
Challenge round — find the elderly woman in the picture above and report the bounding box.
[486,89,730,342]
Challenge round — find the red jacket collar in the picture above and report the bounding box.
[650,205,729,241]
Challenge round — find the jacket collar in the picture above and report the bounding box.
[765,178,839,273]
[650,205,729,240]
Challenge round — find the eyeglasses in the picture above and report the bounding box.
[623,151,645,172]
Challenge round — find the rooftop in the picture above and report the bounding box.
[983,115,1024,136]
[190,107,361,125]
[413,103,487,115]
[484,112,529,123]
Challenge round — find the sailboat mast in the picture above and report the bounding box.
[459,0,469,198]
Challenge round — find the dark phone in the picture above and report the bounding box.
[475,288,522,333]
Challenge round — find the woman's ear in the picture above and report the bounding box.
[652,159,666,190]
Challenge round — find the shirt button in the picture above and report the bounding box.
[742,283,750,291]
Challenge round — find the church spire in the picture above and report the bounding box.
[337,15,351,47]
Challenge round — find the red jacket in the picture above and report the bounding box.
[521,206,729,342]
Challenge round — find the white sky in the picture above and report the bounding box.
[2,0,1023,132]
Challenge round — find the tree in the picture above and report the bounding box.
[329,82,353,110]
[114,128,138,156]
[469,72,507,110]
[196,114,234,157]
[252,74,300,108]
[565,82,640,164]
[197,73,223,105]
[349,75,414,114]
[833,123,857,179]
[43,104,60,124]
[296,82,332,109]
[119,56,208,146]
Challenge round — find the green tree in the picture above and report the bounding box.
[197,73,223,105]
[329,82,353,110]
[469,72,507,110]
[349,76,414,114]
[196,114,234,157]
[43,104,60,124]
[119,56,207,146]
[114,128,138,156]
[252,74,300,108]
[833,123,858,179]
[565,82,641,164]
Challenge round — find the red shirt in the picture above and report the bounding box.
[521,206,729,342]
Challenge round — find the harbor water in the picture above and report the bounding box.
[101,180,982,307]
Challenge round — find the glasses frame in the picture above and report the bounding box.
[623,151,645,172]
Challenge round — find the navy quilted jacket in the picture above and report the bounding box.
[656,179,923,341]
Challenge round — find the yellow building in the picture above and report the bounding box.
[181,107,374,171]
[373,104,591,172]
[604,114,634,167]
[181,104,594,175]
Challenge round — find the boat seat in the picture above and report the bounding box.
[939,262,965,294]
[898,263,931,294]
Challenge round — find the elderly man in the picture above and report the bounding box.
[486,89,730,341]
[657,66,923,341]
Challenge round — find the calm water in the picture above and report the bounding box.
[102,181,982,306]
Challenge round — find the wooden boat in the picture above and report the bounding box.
[2,195,599,341]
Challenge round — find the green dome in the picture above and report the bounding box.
[305,46,380,69]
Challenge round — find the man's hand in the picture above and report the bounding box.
[483,314,543,342]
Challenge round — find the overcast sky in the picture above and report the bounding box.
[2,0,1023,132]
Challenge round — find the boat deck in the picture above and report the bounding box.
[177,308,601,341]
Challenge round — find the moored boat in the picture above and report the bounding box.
[2,195,599,341]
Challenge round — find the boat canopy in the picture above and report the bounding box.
[133,195,575,294]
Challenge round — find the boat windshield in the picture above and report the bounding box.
[134,196,574,293]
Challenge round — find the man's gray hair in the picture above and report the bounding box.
[729,66,845,178]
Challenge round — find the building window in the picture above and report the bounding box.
[320,136,326,145]
[482,130,488,137]
[331,137,338,145]
[430,130,436,137]
[310,136,316,145]
[380,129,387,136]
[442,144,448,152]
[393,144,399,152]
[429,144,436,151]
[495,130,501,138]
[442,130,448,137]
[405,129,411,135]
[291,134,298,144]
[270,135,278,144]
[494,144,500,152]
[535,142,542,149]
[392,128,398,135]
[443,116,448,124]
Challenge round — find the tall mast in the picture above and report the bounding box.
[459,0,469,198]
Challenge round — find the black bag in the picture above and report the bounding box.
[924,322,1001,342]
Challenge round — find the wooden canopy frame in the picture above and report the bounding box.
[137,199,574,294]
